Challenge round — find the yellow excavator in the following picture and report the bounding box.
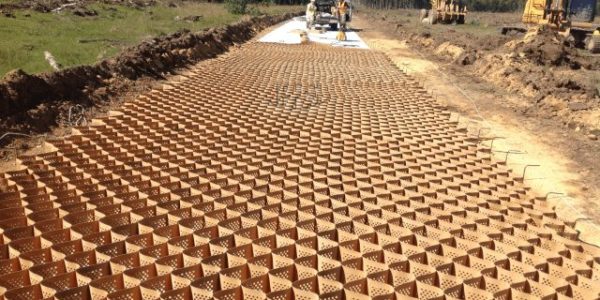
[421,0,468,24]
[502,0,600,52]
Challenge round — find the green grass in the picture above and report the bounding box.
[0,2,300,76]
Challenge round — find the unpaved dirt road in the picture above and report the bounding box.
[352,14,600,246]
[0,20,599,300]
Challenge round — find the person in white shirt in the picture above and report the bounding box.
[306,0,317,29]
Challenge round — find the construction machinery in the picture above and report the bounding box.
[421,0,467,24]
[313,0,352,31]
[502,0,600,52]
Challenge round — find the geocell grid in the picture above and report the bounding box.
[0,43,599,300]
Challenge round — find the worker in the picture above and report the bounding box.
[336,0,349,31]
[306,0,317,29]
[335,0,349,40]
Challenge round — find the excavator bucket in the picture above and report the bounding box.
[588,30,600,53]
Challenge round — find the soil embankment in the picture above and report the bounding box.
[0,12,300,148]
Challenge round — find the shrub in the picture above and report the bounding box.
[225,0,249,14]
[247,6,264,16]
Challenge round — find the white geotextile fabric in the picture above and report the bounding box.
[259,16,369,49]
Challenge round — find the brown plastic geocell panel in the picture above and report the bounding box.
[1,42,599,300]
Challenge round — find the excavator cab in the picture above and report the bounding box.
[522,0,595,27]
[516,0,600,52]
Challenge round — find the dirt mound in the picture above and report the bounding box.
[0,12,300,147]
[474,31,600,133]
[0,70,51,115]
[435,42,465,60]
[507,29,583,69]
[398,29,509,66]
[475,30,599,124]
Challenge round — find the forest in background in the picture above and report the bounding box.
[350,0,523,11]
[271,0,522,11]
[273,0,598,13]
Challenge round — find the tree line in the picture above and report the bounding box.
[352,0,524,11]
[264,0,524,12]
[258,0,598,14]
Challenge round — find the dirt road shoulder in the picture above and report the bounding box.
[353,13,600,246]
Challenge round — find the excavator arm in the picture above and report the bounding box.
[522,0,549,24]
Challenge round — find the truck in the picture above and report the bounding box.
[312,0,352,31]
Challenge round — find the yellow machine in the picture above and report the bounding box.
[422,0,467,24]
[504,0,600,52]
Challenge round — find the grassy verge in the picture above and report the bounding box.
[0,2,300,76]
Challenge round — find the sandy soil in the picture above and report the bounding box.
[352,14,600,246]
